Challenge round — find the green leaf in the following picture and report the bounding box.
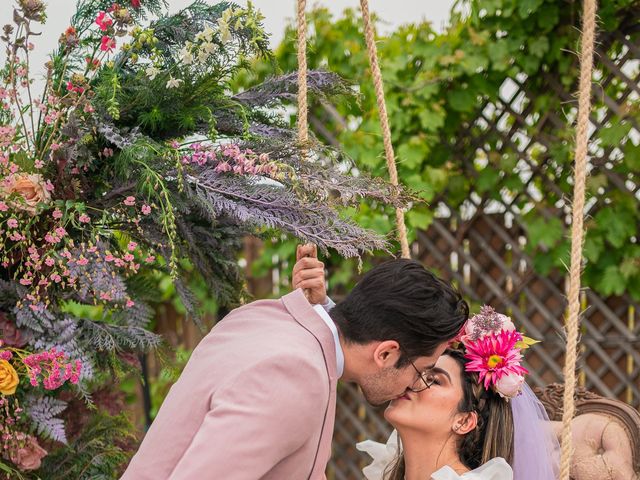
[599,120,632,147]
[598,265,626,296]
[418,107,446,133]
[529,37,549,58]
[476,167,501,193]
[583,234,604,263]
[448,88,477,113]
[524,214,564,249]
[407,207,434,230]
[620,257,640,280]
[397,137,429,169]
[623,141,640,170]
[518,0,545,18]
[595,207,636,248]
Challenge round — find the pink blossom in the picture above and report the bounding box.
[127,241,137,251]
[7,218,18,228]
[52,208,63,219]
[44,257,55,267]
[144,255,155,263]
[0,201,7,211]
[124,196,135,206]
[123,253,134,262]
[100,36,116,53]
[50,143,61,151]
[19,277,33,286]
[464,330,528,393]
[104,254,115,262]
[126,299,135,308]
[34,159,44,169]
[55,227,67,237]
[102,147,114,157]
[141,204,151,215]
[78,213,90,223]
[99,292,112,301]
[44,180,54,192]
[76,257,89,266]
[95,11,113,31]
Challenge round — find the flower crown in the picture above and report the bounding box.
[452,306,538,400]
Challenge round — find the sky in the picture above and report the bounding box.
[1,0,455,79]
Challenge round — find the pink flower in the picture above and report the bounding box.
[8,435,47,471]
[7,218,18,228]
[100,36,116,53]
[141,204,151,215]
[0,201,7,211]
[78,213,90,223]
[127,241,137,251]
[34,160,44,169]
[126,299,135,308]
[123,253,134,262]
[464,329,528,392]
[123,196,135,206]
[95,11,113,31]
[52,208,63,219]
[495,373,525,399]
[144,255,155,263]
[76,257,88,266]
[44,257,55,266]
[214,161,232,173]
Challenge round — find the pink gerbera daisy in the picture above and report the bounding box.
[464,330,528,390]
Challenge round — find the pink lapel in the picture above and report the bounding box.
[281,289,338,382]
[281,289,338,479]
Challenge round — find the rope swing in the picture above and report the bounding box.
[559,0,598,477]
[295,1,599,477]
[296,0,411,259]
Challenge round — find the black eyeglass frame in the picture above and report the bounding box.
[408,360,436,393]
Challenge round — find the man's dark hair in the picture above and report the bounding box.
[330,259,469,367]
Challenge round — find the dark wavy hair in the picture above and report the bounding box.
[329,259,469,367]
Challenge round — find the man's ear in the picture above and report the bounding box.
[452,411,478,435]
[372,340,401,369]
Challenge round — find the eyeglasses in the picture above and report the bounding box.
[408,360,436,393]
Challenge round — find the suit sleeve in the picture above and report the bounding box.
[168,355,328,480]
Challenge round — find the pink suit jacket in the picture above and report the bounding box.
[121,289,338,479]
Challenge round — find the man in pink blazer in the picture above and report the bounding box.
[122,250,468,479]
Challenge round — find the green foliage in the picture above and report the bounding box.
[36,412,136,480]
[235,0,640,299]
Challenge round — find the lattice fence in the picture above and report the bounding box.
[326,11,640,480]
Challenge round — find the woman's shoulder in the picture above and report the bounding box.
[431,458,513,480]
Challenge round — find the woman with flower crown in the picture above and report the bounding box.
[292,253,560,480]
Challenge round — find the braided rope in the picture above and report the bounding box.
[559,0,598,478]
[359,0,410,259]
[296,0,308,148]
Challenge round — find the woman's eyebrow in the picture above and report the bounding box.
[429,367,452,383]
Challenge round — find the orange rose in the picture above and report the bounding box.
[1,173,51,216]
[0,359,19,395]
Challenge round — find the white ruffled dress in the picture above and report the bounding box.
[356,431,513,480]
